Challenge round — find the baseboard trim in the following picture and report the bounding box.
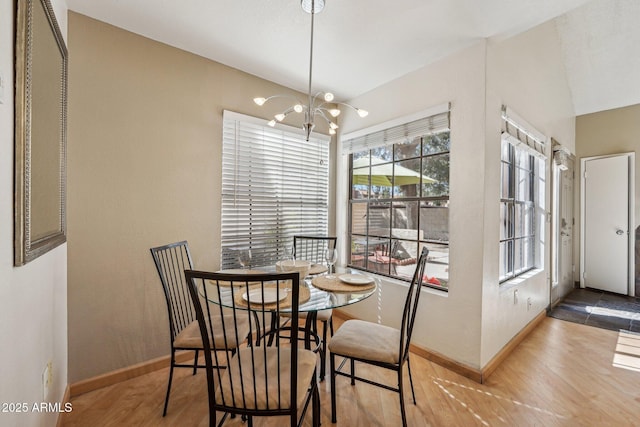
[55,385,71,427]
[480,310,546,382]
[69,351,195,397]
[334,308,546,384]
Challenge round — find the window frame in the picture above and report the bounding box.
[220,111,330,269]
[499,140,537,282]
[347,130,450,290]
[499,106,547,284]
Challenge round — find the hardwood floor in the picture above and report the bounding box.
[61,317,640,426]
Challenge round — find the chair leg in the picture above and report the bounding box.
[252,311,261,346]
[267,314,279,346]
[350,359,355,385]
[330,353,337,423]
[163,350,176,416]
[407,357,417,404]
[398,368,408,427]
[312,375,321,427]
[320,319,328,381]
[192,349,199,375]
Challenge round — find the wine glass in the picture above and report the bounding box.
[238,249,252,269]
[324,248,338,279]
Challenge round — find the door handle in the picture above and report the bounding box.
[616,229,624,235]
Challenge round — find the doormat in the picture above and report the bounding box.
[548,288,640,333]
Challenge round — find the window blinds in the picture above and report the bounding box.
[342,103,450,155]
[501,105,547,159]
[221,111,330,269]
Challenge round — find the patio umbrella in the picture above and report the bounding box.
[352,156,437,186]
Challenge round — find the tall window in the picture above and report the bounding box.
[344,107,450,289]
[221,111,329,269]
[499,107,546,282]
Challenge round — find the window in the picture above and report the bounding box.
[221,111,330,269]
[499,107,546,282]
[344,106,450,289]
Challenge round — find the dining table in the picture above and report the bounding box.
[205,265,378,350]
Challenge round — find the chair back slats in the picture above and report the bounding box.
[150,241,196,341]
[381,240,400,258]
[293,235,337,265]
[185,270,308,420]
[399,247,429,363]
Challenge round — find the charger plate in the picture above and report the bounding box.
[309,263,328,275]
[312,274,376,293]
[234,281,310,310]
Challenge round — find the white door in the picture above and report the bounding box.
[551,149,575,305]
[581,154,631,294]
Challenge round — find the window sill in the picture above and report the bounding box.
[346,266,449,297]
[499,268,544,291]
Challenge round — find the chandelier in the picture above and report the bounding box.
[253,0,368,141]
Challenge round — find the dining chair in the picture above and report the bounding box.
[329,246,430,427]
[292,235,337,380]
[150,241,251,416]
[184,269,320,427]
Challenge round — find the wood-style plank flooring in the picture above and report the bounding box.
[61,317,640,426]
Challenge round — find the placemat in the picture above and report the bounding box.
[233,281,310,310]
[212,269,265,287]
[312,274,376,293]
[309,263,328,275]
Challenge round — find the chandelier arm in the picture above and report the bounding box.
[263,94,304,105]
[336,101,360,111]
[316,109,333,124]
[311,91,324,106]
[316,107,334,118]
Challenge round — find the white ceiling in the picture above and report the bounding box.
[66,0,640,116]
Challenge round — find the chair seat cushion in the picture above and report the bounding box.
[216,347,317,410]
[174,314,250,350]
[328,319,400,364]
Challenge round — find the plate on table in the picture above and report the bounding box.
[339,274,374,285]
[242,288,288,304]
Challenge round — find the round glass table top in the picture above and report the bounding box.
[201,267,377,313]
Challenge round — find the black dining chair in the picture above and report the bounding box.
[292,235,337,380]
[329,246,430,427]
[150,241,251,416]
[184,269,320,427]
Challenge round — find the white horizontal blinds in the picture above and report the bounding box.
[221,111,329,269]
[342,103,450,155]
[501,105,546,159]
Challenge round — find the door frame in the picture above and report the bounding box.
[550,142,575,306]
[579,152,635,296]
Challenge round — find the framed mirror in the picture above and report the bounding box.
[14,0,68,266]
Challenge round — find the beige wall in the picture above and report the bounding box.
[67,13,333,382]
[575,104,640,293]
[0,1,68,426]
[482,20,575,367]
[338,19,575,369]
[337,42,487,368]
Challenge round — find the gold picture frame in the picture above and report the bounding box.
[14,0,68,266]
